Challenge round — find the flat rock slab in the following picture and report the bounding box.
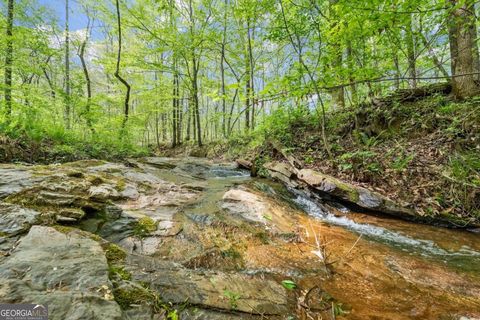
[0,202,41,236]
[125,254,289,315]
[0,226,123,320]
[0,166,43,199]
[222,189,269,223]
[180,308,263,319]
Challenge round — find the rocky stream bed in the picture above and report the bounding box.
[0,157,479,319]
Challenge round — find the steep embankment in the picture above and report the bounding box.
[235,83,480,227]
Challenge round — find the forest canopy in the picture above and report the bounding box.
[0,0,479,153]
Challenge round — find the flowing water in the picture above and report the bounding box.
[292,191,480,273]
[4,157,478,319]
[134,158,480,319]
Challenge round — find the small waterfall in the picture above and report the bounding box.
[292,190,480,259]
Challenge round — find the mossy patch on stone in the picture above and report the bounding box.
[52,225,77,234]
[52,225,103,242]
[109,266,132,281]
[87,175,104,186]
[67,171,85,178]
[105,243,127,265]
[114,286,153,309]
[116,178,127,191]
[134,216,157,237]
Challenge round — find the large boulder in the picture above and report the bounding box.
[0,226,123,320]
[296,168,416,218]
[264,161,417,220]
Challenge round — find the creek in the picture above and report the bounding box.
[0,157,479,319]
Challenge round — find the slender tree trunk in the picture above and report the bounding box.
[346,42,357,105]
[114,0,131,130]
[177,79,182,144]
[393,52,401,90]
[4,0,14,119]
[248,21,255,130]
[330,40,345,108]
[161,113,167,141]
[42,56,56,100]
[406,14,417,88]
[79,15,94,133]
[221,0,227,137]
[192,58,202,146]
[192,99,197,141]
[65,0,71,129]
[221,45,227,138]
[244,19,252,132]
[155,110,160,149]
[227,87,238,136]
[419,32,449,79]
[448,0,480,99]
[172,68,178,147]
[186,98,191,141]
[279,0,331,157]
[329,0,344,109]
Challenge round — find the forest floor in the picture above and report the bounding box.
[227,89,480,226]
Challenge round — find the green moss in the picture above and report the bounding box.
[116,178,127,191]
[87,175,104,186]
[52,225,77,234]
[221,247,241,259]
[133,217,157,237]
[113,286,153,309]
[105,243,127,265]
[52,225,104,242]
[254,231,270,244]
[67,171,84,178]
[109,266,132,281]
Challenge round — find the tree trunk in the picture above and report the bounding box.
[65,0,71,129]
[221,0,227,137]
[448,0,480,99]
[4,0,14,119]
[172,68,178,147]
[406,14,417,88]
[419,32,449,79]
[177,79,182,144]
[79,15,94,133]
[393,52,401,90]
[244,19,252,132]
[329,40,345,108]
[346,41,357,105]
[192,58,202,147]
[186,98,191,141]
[114,0,131,130]
[329,0,344,109]
[248,21,255,130]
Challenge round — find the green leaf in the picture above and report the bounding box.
[281,280,297,290]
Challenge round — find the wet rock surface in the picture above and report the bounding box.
[0,226,122,320]
[125,254,289,315]
[0,158,479,319]
[264,161,446,223]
